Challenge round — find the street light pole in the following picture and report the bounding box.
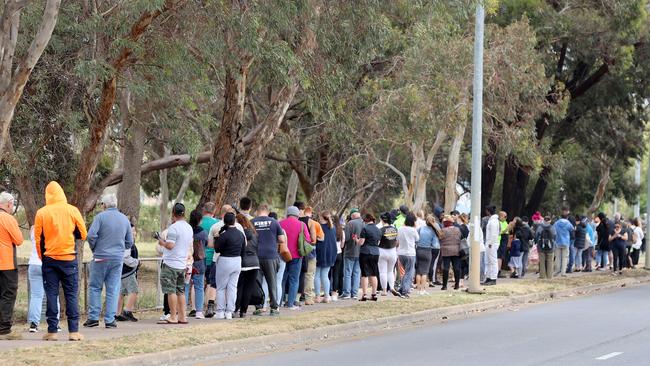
[468,3,485,293]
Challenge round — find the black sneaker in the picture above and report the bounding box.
[83,319,99,328]
[205,303,215,318]
[188,310,196,317]
[29,322,38,333]
[115,313,128,322]
[123,311,138,322]
[105,321,117,329]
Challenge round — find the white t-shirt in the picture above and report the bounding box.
[28,227,41,266]
[162,220,193,270]
[397,226,419,256]
[633,226,644,250]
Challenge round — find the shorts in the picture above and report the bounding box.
[205,263,214,286]
[120,273,139,295]
[415,247,433,275]
[160,263,186,294]
[359,253,379,278]
[208,262,217,288]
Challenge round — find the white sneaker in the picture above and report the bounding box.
[215,312,225,319]
[159,314,170,321]
[225,312,233,320]
[195,311,205,319]
[288,306,301,311]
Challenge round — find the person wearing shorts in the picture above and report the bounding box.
[355,214,381,302]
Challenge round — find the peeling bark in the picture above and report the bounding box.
[444,119,467,213]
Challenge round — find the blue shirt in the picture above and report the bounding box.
[553,218,574,247]
[417,226,439,249]
[251,216,284,260]
[87,208,133,261]
[586,223,596,247]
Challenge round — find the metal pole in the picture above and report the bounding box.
[635,159,641,218]
[646,155,650,269]
[468,3,485,293]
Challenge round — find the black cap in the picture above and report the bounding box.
[173,202,186,216]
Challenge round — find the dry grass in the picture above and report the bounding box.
[2,269,648,366]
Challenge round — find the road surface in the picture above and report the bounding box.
[211,284,650,366]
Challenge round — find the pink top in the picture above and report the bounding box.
[280,217,312,259]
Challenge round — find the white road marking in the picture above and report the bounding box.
[596,352,623,360]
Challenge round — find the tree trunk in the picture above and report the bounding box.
[587,157,612,214]
[444,119,467,213]
[523,165,551,216]
[285,170,299,208]
[0,0,62,158]
[116,90,147,221]
[159,147,170,231]
[175,166,193,203]
[481,137,498,210]
[70,3,175,211]
[5,137,39,225]
[501,154,518,217]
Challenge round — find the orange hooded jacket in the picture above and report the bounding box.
[34,182,87,261]
[0,209,23,270]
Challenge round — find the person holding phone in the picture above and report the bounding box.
[609,222,628,275]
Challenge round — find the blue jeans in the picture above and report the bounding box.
[314,266,331,297]
[567,242,576,272]
[42,257,79,333]
[88,259,122,323]
[185,266,206,312]
[283,258,302,307]
[574,247,585,269]
[596,250,610,268]
[398,255,415,295]
[342,257,360,297]
[480,251,486,283]
[276,260,286,306]
[28,265,44,324]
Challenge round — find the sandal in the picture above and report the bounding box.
[157,319,178,325]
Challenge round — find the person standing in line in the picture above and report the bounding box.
[609,222,628,275]
[329,216,345,300]
[483,205,500,286]
[213,212,246,319]
[377,213,400,297]
[200,203,219,318]
[116,222,140,322]
[497,211,509,278]
[279,206,312,310]
[186,210,207,319]
[415,210,426,229]
[520,216,534,278]
[583,217,596,272]
[252,204,286,316]
[0,192,24,339]
[594,213,610,270]
[415,214,439,294]
[572,215,587,272]
[239,197,254,219]
[35,181,87,341]
[300,206,323,305]
[630,218,644,267]
[553,212,575,277]
[397,214,419,297]
[393,205,410,229]
[235,213,260,318]
[156,203,193,325]
[314,212,338,303]
[355,213,381,301]
[507,218,525,279]
[439,215,462,290]
[535,216,556,280]
[27,226,46,332]
[268,211,287,306]
[456,214,470,285]
[84,194,133,329]
[341,209,363,299]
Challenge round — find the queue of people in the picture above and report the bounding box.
[0,180,645,341]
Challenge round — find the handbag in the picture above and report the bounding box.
[298,222,315,257]
[278,241,292,263]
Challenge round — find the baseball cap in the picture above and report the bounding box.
[350,208,360,215]
[286,206,300,217]
[173,202,186,216]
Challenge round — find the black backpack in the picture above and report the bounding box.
[539,225,555,252]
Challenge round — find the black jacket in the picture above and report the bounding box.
[574,224,586,249]
[215,227,246,258]
[241,228,260,268]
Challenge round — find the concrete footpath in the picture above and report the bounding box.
[89,273,650,366]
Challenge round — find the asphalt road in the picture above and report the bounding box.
[212,284,650,366]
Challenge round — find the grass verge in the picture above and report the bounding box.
[2,269,649,366]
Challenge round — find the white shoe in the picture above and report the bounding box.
[195,311,205,319]
[288,306,301,311]
[215,312,225,319]
[225,312,233,320]
[159,314,170,321]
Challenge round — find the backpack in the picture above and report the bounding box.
[539,225,554,252]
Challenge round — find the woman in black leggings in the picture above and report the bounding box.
[608,223,628,275]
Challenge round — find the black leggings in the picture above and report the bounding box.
[442,256,461,288]
[612,242,627,272]
[236,269,259,315]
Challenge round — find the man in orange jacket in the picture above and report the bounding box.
[34,182,87,341]
[0,192,24,340]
